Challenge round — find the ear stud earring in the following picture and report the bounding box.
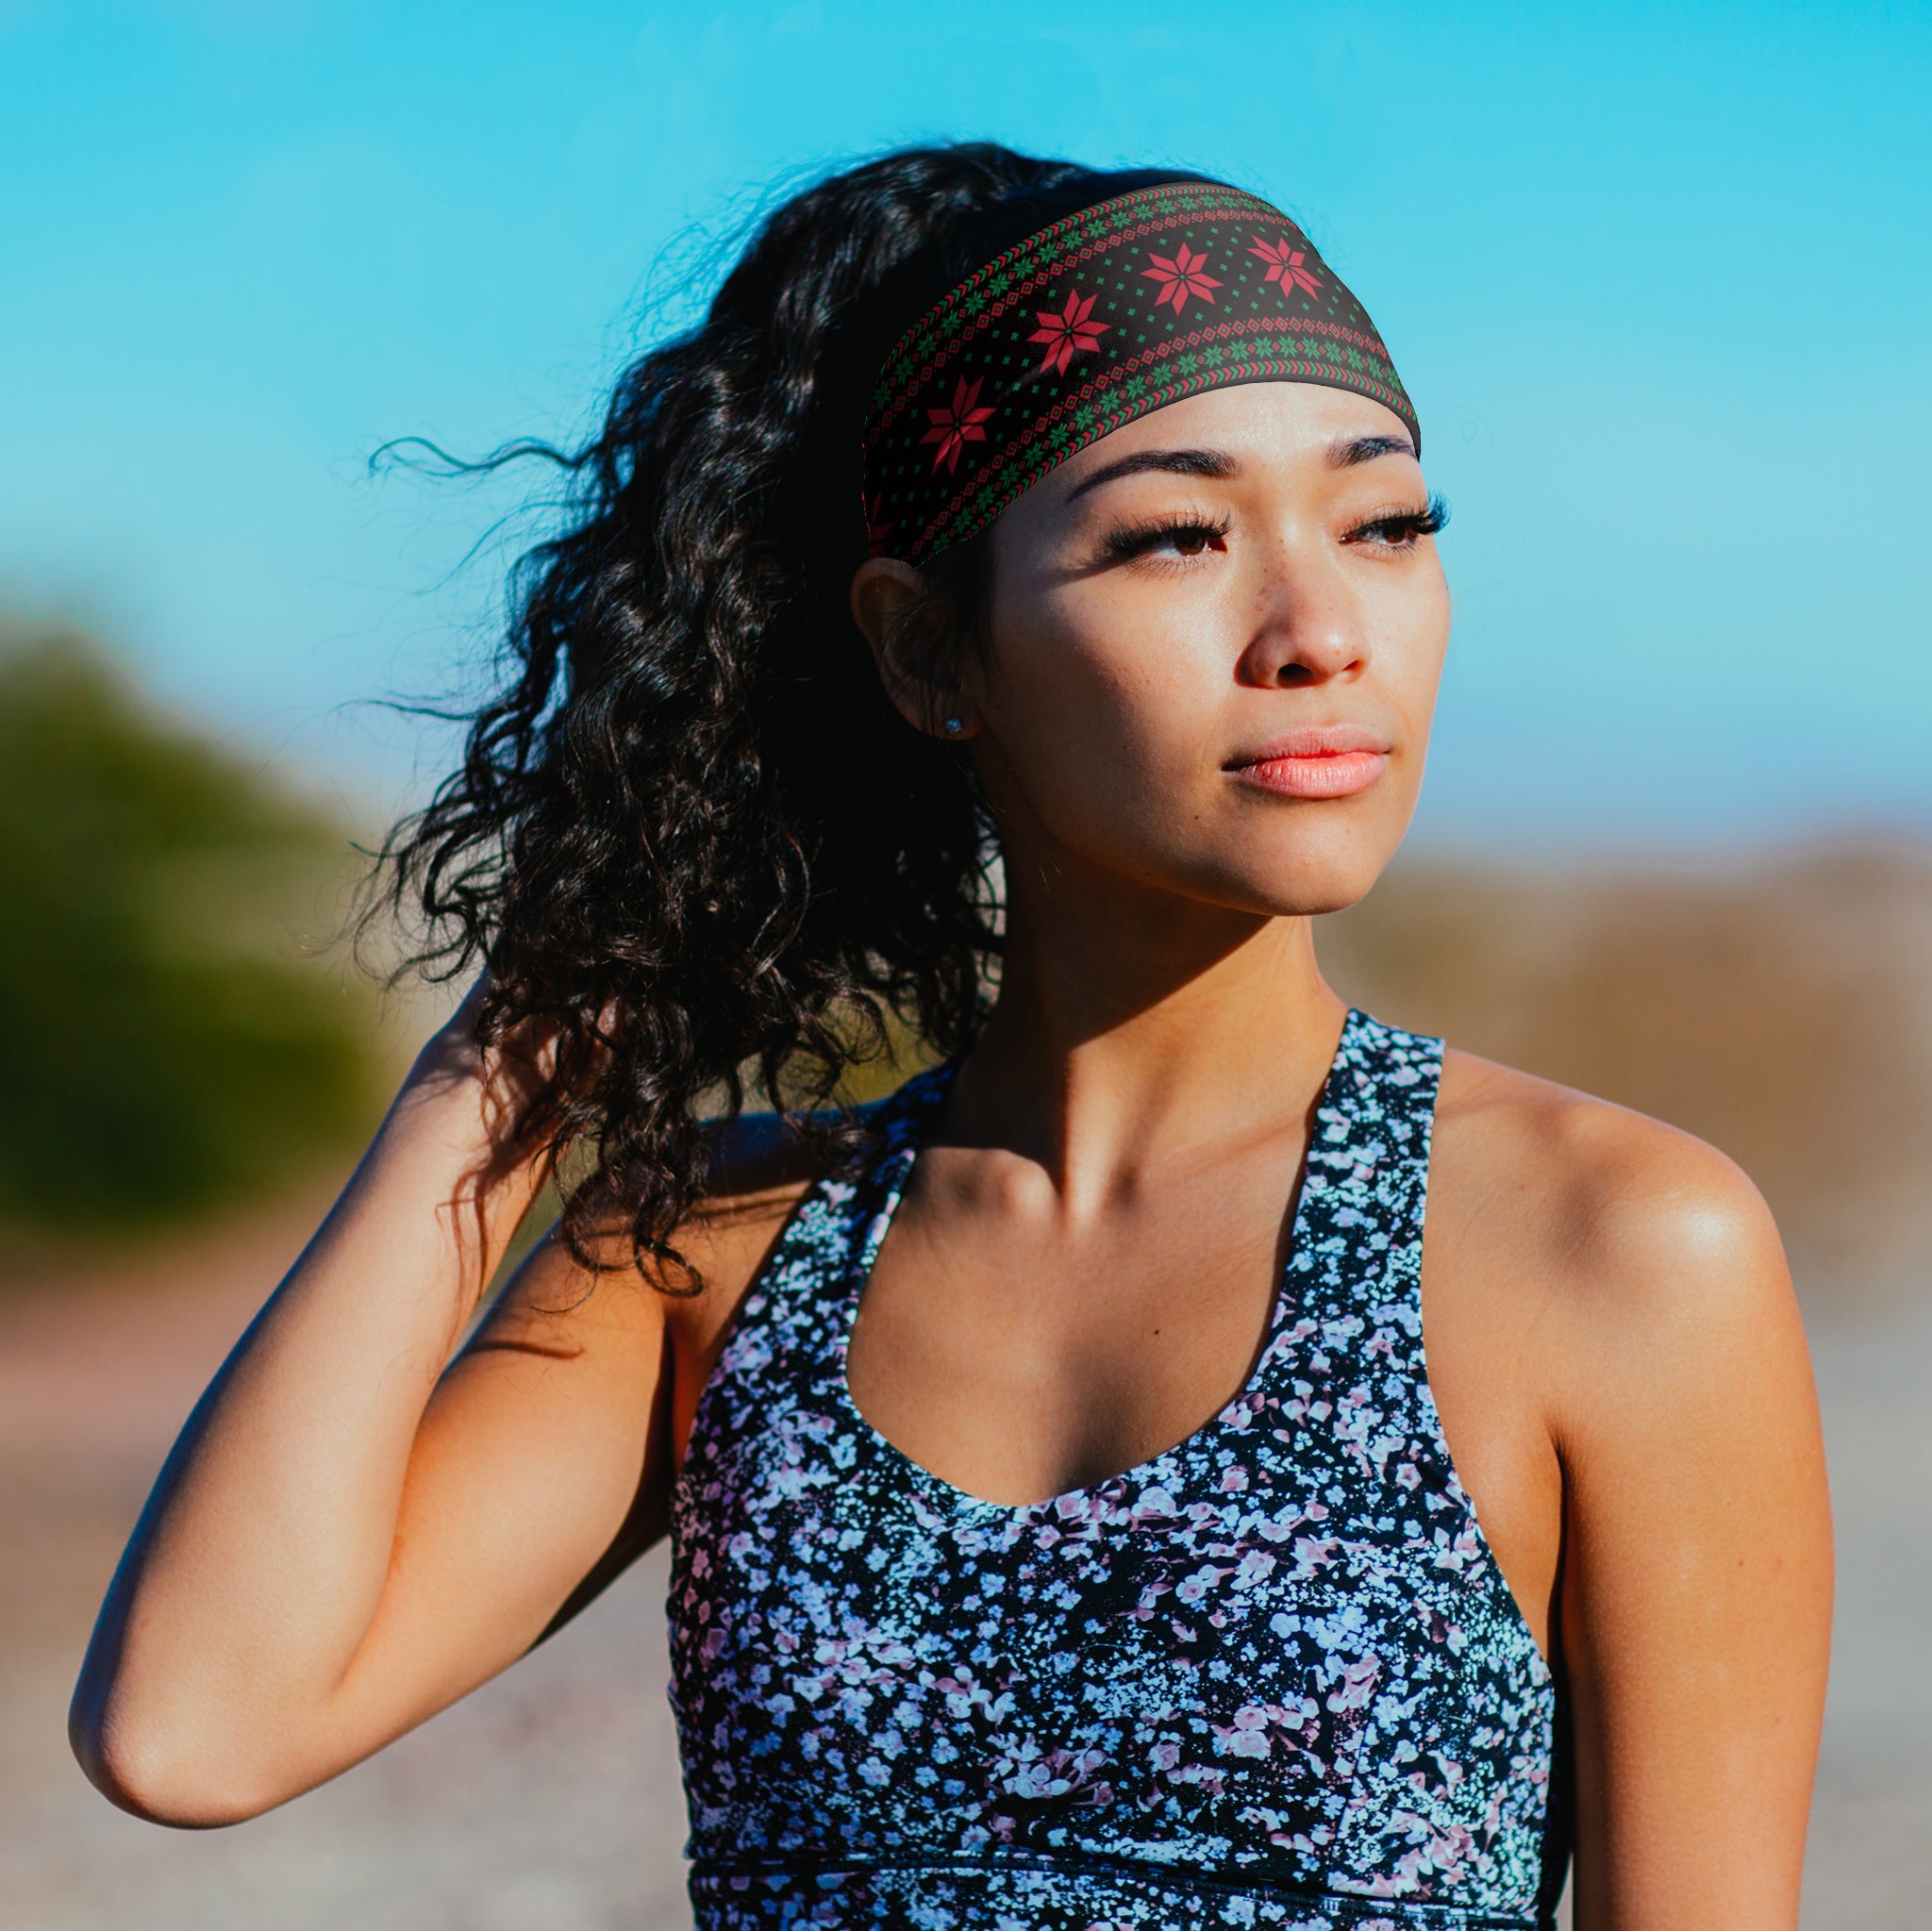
[942,716,965,736]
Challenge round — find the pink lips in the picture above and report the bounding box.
[1225,725,1391,799]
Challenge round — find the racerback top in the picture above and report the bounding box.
[666,1008,1569,1928]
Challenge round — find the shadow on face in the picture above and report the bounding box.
[852,380,1451,924]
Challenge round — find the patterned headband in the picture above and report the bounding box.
[859,176,1418,567]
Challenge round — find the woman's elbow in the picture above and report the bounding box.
[68,1684,291,1828]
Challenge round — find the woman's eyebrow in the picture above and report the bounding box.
[1329,433,1417,468]
[1062,447,1240,502]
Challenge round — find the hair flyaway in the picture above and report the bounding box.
[859,170,1419,567]
[368,143,1426,1284]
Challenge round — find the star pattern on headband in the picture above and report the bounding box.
[1250,233,1324,298]
[920,375,996,473]
[1141,241,1222,314]
[1028,287,1110,375]
[860,181,1418,565]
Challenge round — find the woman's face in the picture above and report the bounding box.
[860,379,1450,920]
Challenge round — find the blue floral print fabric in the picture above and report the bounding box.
[666,1010,1567,1929]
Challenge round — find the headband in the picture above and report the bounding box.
[858,175,1418,567]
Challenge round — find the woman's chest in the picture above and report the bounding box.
[846,1155,1557,1656]
[667,1264,1557,1899]
[667,1090,1564,1666]
[846,1145,1299,1511]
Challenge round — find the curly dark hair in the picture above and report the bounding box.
[365,142,1116,1288]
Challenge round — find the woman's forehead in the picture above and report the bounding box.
[1022,385,1419,519]
[1085,381,1412,458]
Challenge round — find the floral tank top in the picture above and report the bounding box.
[666,1009,1569,1928]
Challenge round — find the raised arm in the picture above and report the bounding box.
[69,987,674,1826]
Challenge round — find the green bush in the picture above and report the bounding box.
[0,628,377,1237]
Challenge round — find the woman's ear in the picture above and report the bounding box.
[848,557,976,740]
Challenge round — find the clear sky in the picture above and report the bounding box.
[4,1,1928,850]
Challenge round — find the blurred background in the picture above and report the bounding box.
[2,3,1926,1925]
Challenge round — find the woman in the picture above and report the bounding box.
[71,145,1831,1928]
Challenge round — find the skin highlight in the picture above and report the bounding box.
[72,378,1831,1931]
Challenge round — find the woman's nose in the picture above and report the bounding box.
[1234,549,1366,689]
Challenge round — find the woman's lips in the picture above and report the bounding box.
[1225,726,1391,799]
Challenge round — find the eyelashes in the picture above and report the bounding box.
[1098,511,1232,562]
[1348,492,1450,548]
[1095,492,1450,566]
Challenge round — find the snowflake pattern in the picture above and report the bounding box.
[858,181,1418,568]
[1250,234,1324,299]
[920,375,996,473]
[667,1011,1566,1929]
[1028,287,1111,375]
[1141,240,1224,315]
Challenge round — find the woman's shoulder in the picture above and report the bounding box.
[697,1089,915,1201]
[1429,1044,1795,1371]
[673,1092,908,1288]
[566,1092,908,1305]
[700,1107,829,1200]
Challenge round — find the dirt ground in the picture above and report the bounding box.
[2,1197,1926,1929]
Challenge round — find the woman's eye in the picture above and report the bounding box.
[1168,524,1225,556]
[1347,494,1451,550]
[1102,517,1231,562]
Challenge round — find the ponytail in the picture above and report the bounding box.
[365,143,1098,1286]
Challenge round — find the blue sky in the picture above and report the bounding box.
[3,1,1927,849]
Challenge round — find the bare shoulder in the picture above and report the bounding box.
[482,1107,828,1345]
[675,1109,828,1298]
[1423,1049,1829,1917]
[1430,1047,1802,1428]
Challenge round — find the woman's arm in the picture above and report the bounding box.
[1551,1115,1833,1929]
[68,989,674,1827]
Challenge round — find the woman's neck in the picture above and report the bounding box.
[948,857,1349,1215]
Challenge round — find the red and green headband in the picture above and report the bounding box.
[859,176,1418,567]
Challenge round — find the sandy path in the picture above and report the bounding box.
[0,1203,1924,1928]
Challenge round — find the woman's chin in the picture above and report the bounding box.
[1203,828,1406,922]
[1158,856,1395,924]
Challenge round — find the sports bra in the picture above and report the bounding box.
[665,1008,1570,1927]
